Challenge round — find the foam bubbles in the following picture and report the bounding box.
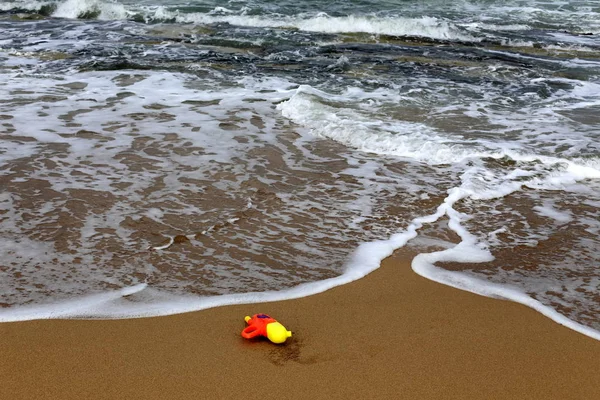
[275,82,600,339]
[1,0,600,341]
[277,87,486,165]
[52,0,129,20]
[296,15,476,41]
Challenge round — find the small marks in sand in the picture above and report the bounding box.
[266,338,320,367]
[267,339,302,366]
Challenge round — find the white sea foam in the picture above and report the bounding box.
[1,3,599,339]
[8,0,597,49]
[375,175,600,341]
[208,6,235,15]
[297,15,474,40]
[53,0,129,20]
[271,83,600,340]
[0,1,52,12]
[0,228,414,321]
[412,245,600,341]
[533,204,573,224]
[276,85,600,180]
[461,22,531,32]
[2,179,599,343]
[174,12,477,41]
[4,0,475,42]
[277,86,492,165]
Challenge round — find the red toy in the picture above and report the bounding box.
[241,313,292,344]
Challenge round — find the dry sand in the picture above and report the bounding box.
[1,250,599,400]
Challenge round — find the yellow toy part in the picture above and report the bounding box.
[242,314,293,344]
[266,322,293,344]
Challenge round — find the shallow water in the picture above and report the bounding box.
[0,0,599,337]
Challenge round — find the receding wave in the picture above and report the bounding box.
[277,85,600,175]
[2,0,600,341]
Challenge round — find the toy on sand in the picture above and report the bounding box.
[241,314,292,344]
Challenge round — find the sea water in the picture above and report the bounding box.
[0,0,599,339]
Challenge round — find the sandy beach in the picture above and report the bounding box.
[2,2,600,399]
[1,250,599,400]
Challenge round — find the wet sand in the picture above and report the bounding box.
[1,250,599,400]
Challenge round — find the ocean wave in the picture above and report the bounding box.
[277,85,600,180]
[173,11,477,42]
[53,0,127,19]
[302,15,474,40]
[1,0,128,19]
[6,0,599,50]
[0,0,55,13]
[1,0,478,42]
[277,85,501,165]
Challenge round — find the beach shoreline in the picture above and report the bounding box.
[1,249,599,400]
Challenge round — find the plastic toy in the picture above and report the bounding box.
[241,314,292,344]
